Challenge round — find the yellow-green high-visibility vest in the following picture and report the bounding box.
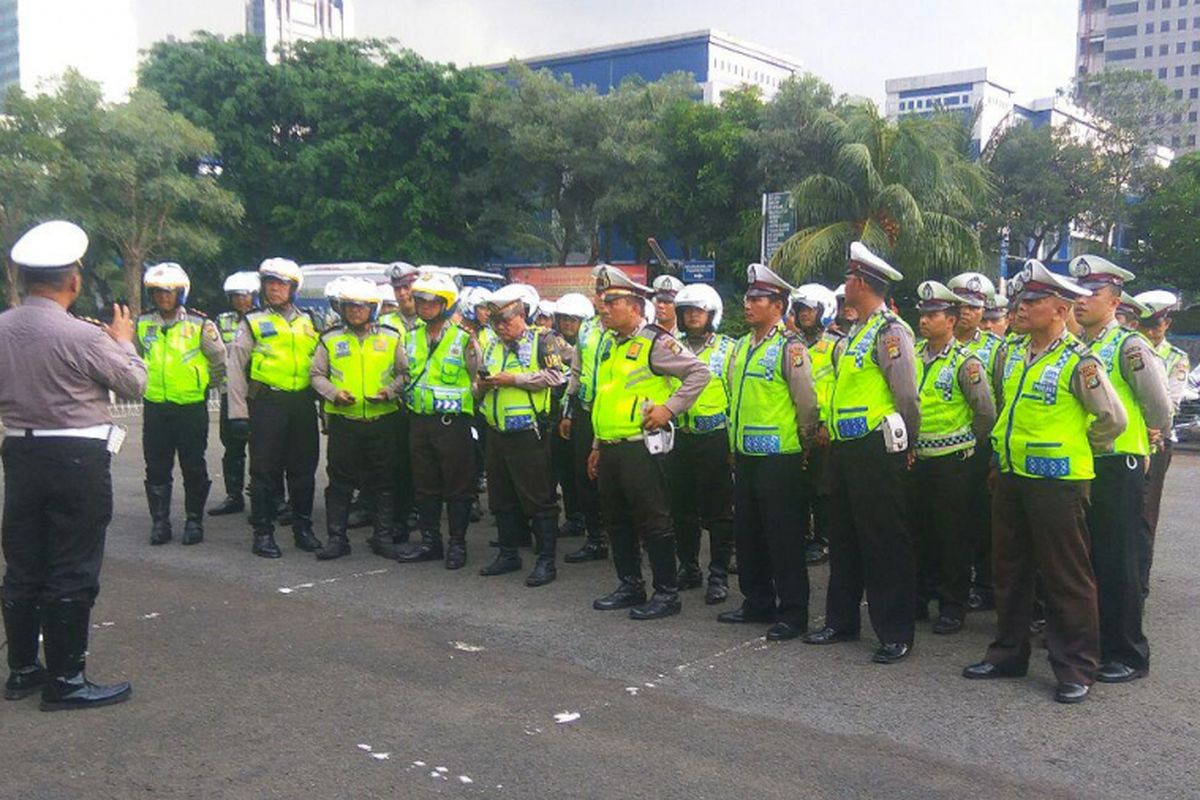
[217,311,240,344]
[321,325,402,420]
[914,340,976,458]
[727,324,802,456]
[247,308,318,391]
[1154,338,1187,376]
[480,330,551,432]
[993,333,1094,480]
[673,333,735,433]
[137,311,210,404]
[963,329,1004,393]
[829,310,901,441]
[1089,324,1149,456]
[808,330,842,422]
[576,316,607,406]
[592,326,673,441]
[405,323,475,416]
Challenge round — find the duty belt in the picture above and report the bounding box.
[597,434,645,446]
[5,424,113,440]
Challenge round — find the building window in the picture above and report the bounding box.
[1195,16,1200,26]
[1176,88,1185,97]
[1149,0,1156,9]
[1189,134,1197,146]
[1194,40,1200,50]
[1108,0,1141,10]
[1163,20,1172,31]
[1192,66,1200,77]
[1190,111,1198,121]
[1172,135,1181,146]
[1165,0,1172,8]
[1160,67,1170,77]
[1108,47,1140,61]
[1184,18,1190,28]
[1173,112,1183,122]
[1147,45,1156,56]
[1161,44,1171,55]
[1179,41,1189,52]
[962,94,969,103]
[1177,65,1187,75]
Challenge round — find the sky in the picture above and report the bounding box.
[134,0,1081,105]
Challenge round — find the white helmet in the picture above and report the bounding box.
[1135,289,1179,318]
[411,270,459,317]
[323,275,355,300]
[554,292,594,319]
[223,271,260,296]
[259,257,303,293]
[536,298,557,319]
[792,283,837,327]
[458,286,491,322]
[946,272,996,308]
[674,283,724,330]
[489,283,541,322]
[144,262,191,306]
[376,282,398,309]
[652,274,685,299]
[337,277,383,321]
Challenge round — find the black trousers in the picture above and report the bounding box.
[597,442,673,583]
[967,441,994,592]
[143,400,209,490]
[218,393,248,494]
[326,414,398,497]
[1090,455,1150,671]
[393,410,415,516]
[249,389,319,523]
[486,427,558,520]
[798,442,832,546]
[1140,441,1172,597]
[669,430,734,575]
[734,453,810,627]
[908,450,973,619]
[410,413,476,506]
[570,407,602,528]
[552,422,579,518]
[1,438,111,605]
[826,433,916,644]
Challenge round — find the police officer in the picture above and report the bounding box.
[717,265,819,639]
[652,275,684,336]
[533,298,556,331]
[791,283,844,565]
[561,271,612,564]
[308,279,406,560]
[980,291,1009,337]
[549,293,592,539]
[137,263,226,546]
[804,242,920,664]
[0,221,145,710]
[227,258,322,558]
[588,267,709,619]
[395,271,482,569]
[377,261,423,547]
[1135,289,1189,597]
[1116,292,1145,330]
[668,283,736,605]
[909,282,996,634]
[476,284,567,585]
[209,271,260,516]
[384,261,422,332]
[963,260,1127,703]
[1070,256,1172,685]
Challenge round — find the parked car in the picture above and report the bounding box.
[296,262,506,324]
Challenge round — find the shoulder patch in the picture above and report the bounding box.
[661,336,683,356]
[203,320,221,341]
[883,334,902,360]
[966,358,982,385]
[788,341,807,367]
[1079,361,1101,389]
[1126,348,1145,372]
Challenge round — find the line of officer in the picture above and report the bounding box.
[394,271,482,569]
[209,271,260,516]
[587,266,709,620]
[790,283,845,565]
[963,259,1127,704]
[805,242,920,664]
[476,284,567,585]
[718,264,819,639]
[1134,289,1189,598]
[560,269,612,564]
[137,263,226,547]
[1,221,144,710]
[909,282,996,634]
[980,290,1009,337]
[652,275,684,336]
[548,293,593,539]
[227,258,323,558]
[668,283,736,606]
[308,279,407,559]
[1069,256,1171,685]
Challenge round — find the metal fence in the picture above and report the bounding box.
[108,390,222,420]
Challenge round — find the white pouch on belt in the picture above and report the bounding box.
[880,413,908,454]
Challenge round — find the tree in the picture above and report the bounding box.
[755,73,839,189]
[770,103,990,283]
[1130,152,1200,290]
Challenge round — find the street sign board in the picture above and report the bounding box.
[681,260,716,284]
[761,191,796,264]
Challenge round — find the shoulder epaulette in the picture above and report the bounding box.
[379,322,402,335]
[186,308,208,320]
[73,314,104,328]
[318,324,346,340]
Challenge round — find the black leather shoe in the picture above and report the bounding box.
[252,532,282,559]
[802,626,859,645]
[5,665,47,700]
[1054,682,1090,704]
[293,524,321,553]
[365,535,404,559]
[346,504,372,530]
[766,622,803,641]
[677,564,703,590]
[961,660,1028,679]
[932,615,963,635]
[704,577,729,606]
[315,536,351,560]
[716,607,777,624]
[181,516,204,546]
[480,549,522,576]
[629,592,680,620]
[558,514,586,538]
[804,542,828,565]
[276,502,294,526]
[593,582,646,611]
[1096,662,1147,683]
[444,539,467,570]
[564,541,608,563]
[525,558,557,587]
[40,674,131,711]
[968,587,995,611]
[396,532,443,563]
[872,643,910,664]
[207,495,244,516]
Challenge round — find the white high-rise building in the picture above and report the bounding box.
[246,0,354,64]
[0,0,138,108]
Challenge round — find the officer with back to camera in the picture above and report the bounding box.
[209,271,260,516]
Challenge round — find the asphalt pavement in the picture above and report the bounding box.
[1,416,1197,799]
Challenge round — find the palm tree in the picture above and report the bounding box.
[770,103,990,283]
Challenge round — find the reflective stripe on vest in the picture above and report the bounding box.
[993,334,1093,480]
[481,330,551,432]
[963,329,1003,392]
[809,331,841,422]
[576,317,606,405]
[830,311,900,441]
[727,325,802,456]
[137,313,210,404]
[591,327,673,441]
[914,341,975,458]
[322,326,401,420]
[405,324,474,416]
[673,333,734,433]
[1090,325,1149,456]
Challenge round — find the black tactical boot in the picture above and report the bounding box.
[705,570,730,605]
[630,535,681,620]
[593,580,647,611]
[208,459,245,516]
[39,600,131,712]
[565,519,608,563]
[250,484,282,558]
[3,599,45,700]
[677,561,704,590]
[444,500,470,570]
[559,512,586,538]
[347,491,373,529]
[145,482,173,546]
[396,529,444,562]
[480,513,523,575]
[316,486,352,560]
[366,491,407,557]
[525,516,558,587]
[181,480,210,546]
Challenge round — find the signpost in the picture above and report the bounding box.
[681,260,716,284]
[761,191,796,265]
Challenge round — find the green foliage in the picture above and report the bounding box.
[1130,152,1200,291]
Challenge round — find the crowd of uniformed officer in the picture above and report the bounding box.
[1,218,1190,711]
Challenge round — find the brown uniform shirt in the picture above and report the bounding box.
[1082,320,1173,433]
[0,296,147,429]
[308,324,408,404]
[1022,331,1127,453]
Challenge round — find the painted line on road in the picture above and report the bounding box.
[277,568,391,595]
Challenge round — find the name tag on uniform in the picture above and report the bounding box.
[373,338,388,352]
[626,341,643,360]
[335,340,351,358]
[143,327,158,343]
[259,322,277,338]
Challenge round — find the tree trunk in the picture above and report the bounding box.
[123,248,144,317]
[4,259,20,309]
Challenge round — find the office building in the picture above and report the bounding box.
[246,0,354,64]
